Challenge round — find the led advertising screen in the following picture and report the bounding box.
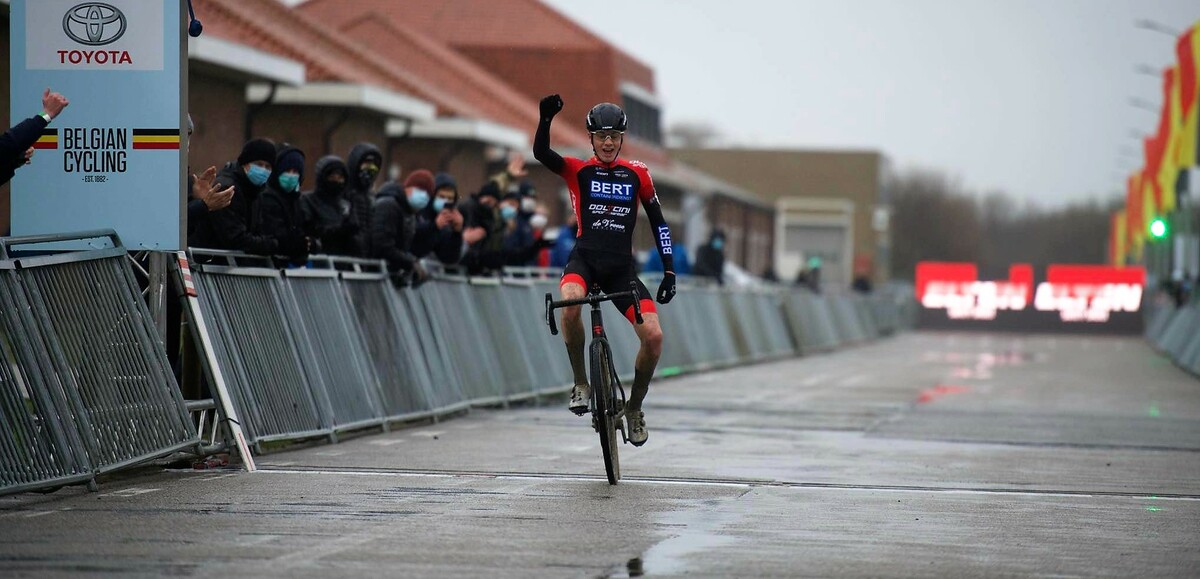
[915,262,1146,334]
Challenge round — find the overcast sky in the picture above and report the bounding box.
[541,0,1200,207]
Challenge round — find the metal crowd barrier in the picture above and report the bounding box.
[1147,301,1200,376]
[1,230,199,496]
[184,252,914,455]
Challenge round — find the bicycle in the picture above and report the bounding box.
[545,281,643,485]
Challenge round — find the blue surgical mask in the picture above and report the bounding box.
[278,173,300,192]
[246,164,271,186]
[713,239,725,250]
[433,198,449,212]
[500,205,518,221]
[407,188,430,210]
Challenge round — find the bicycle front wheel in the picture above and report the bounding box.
[590,338,620,485]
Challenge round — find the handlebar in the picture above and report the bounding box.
[545,281,643,335]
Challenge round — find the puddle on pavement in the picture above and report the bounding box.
[615,502,741,577]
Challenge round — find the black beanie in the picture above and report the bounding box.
[237,138,276,167]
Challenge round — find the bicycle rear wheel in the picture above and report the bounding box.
[590,338,620,485]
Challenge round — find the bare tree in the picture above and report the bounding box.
[666,121,721,148]
[891,167,1120,280]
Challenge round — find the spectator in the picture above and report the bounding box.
[185,115,234,248]
[693,229,727,285]
[197,138,281,255]
[500,192,535,265]
[806,257,823,293]
[258,145,311,265]
[852,274,873,294]
[300,155,359,257]
[371,170,436,283]
[549,210,577,268]
[344,142,383,257]
[530,202,551,267]
[644,241,691,276]
[459,182,506,274]
[411,172,465,264]
[488,151,530,201]
[1,88,69,186]
[794,267,810,288]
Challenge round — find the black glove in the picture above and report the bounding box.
[539,94,563,120]
[656,272,676,304]
[278,230,306,257]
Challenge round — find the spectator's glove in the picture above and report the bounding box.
[539,94,563,120]
[279,230,306,257]
[656,272,676,304]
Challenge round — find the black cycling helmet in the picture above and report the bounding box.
[586,103,627,133]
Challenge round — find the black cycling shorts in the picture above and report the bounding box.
[559,248,656,323]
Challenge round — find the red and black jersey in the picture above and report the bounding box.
[556,156,661,260]
[534,114,674,273]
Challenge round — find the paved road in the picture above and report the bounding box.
[3,332,1199,577]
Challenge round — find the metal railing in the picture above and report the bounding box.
[1,230,200,496]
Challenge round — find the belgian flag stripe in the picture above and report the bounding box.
[133,128,180,149]
[132,129,180,136]
[132,135,180,143]
[34,129,58,149]
[132,142,180,150]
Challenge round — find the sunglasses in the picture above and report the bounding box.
[591,130,624,143]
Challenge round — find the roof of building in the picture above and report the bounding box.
[671,147,886,203]
[198,0,589,148]
[298,0,609,51]
[334,12,590,148]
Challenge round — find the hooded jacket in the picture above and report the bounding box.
[694,231,727,285]
[344,142,383,258]
[412,204,465,265]
[258,145,307,262]
[300,155,359,256]
[195,161,280,255]
[370,182,419,274]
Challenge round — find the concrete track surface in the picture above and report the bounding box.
[3,332,1199,578]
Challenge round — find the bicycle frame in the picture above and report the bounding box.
[545,281,644,484]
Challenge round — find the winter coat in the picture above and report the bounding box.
[344,143,383,258]
[195,162,279,255]
[370,183,419,274]
[300,155,359,256]
[412,205,464,265]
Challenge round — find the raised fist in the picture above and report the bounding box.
[539,94,563,120]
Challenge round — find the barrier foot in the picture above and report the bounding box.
[86,478,99,493]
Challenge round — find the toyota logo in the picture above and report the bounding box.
[62,3,127,46]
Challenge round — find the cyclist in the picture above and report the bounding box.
[533,94,676,446]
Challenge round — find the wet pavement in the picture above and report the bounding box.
[3,332,1199,577]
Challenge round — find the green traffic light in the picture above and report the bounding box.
[1150,218,1168,238]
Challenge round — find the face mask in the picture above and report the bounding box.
[500,205,518,221]
[433,198,449,212]
[245,164,270,186]
[278,173,300,192]
[357,167,378,187]
[407,188,430,210]
[521,197,537,213]
[713,239,725,250]
[530,214,548,230]
[320,179,345,195]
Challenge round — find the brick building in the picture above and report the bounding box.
[672,148,892,288]
[296,0,774,269]
[2,0,775,273]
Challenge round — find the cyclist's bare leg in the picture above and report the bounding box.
[559,281,589,386]
[628,312,663,411]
